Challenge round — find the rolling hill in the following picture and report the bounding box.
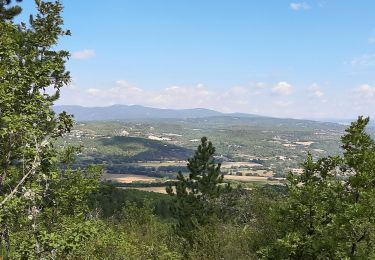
[54,104,226,121]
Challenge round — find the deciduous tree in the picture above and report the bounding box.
[0,1,101,258]
[261,116,375,259]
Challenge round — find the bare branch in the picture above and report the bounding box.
[0,141,42,208]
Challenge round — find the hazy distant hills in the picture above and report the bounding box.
[53,105,375,130]
[318,118,375,128]
[54,105,259,121]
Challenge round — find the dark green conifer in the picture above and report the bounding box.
[167,137,230,241]
[0,0,22,20]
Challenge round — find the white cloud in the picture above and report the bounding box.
[308,83,324,97]
[351,53,375,66]
[55,80,375,119]
[71,49,96,60]
[115,80,144,92]
[57,80,296,114]
[347,84,375,118]
[290,2,310,11]
[87,88,100,94]
[272,81,293,95]
[255,82,266,89]
[355,84,375,98]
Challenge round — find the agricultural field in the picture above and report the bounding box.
[102,173,161,183]
[102,171,284,194]
[59,116,375,184]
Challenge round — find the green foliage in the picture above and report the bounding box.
[89,183,174,219]
[8,218,99,259]
[186,218,255,260]
[167,137,230,241]
[0,1,102,257]
[70,203,183,260]
[0,0,22,20]
[261,116,375,259]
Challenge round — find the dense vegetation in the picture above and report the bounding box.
[74,136,192,168]
[1,1,375,259]
[0,0,102,258]
[60,117,350,176]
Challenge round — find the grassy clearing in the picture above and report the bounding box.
[102,173,161,183]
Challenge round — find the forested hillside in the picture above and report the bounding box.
[61,117,347,177]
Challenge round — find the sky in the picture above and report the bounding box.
[19,0,375,119]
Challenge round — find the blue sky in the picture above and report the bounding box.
[20,1,375,119]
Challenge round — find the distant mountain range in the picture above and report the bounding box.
[313,118,375,128]
[53,105,375,129]
[54,105,260,121]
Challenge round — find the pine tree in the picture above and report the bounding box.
[167,137,230,241]
[0,0,22,20]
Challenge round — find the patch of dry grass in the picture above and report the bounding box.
[102,173,159,183]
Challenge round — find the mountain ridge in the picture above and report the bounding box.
[54,105,375,129]
[54,104,261,121]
